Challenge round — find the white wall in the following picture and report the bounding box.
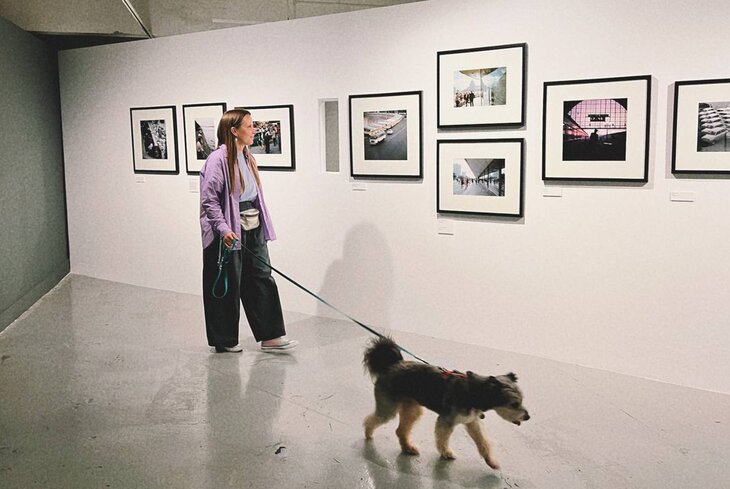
[59,0,730,394]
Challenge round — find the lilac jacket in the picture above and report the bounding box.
[199,144,277,250]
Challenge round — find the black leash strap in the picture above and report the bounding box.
[241,242,430,365]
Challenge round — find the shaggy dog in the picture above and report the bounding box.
[363,337,529,469]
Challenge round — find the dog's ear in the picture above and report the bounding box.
[487,375,500,386]
[466,371,476,379]
[506,372,518,383]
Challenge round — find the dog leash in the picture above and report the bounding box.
[240,241,431,365]
[211,238,238,298]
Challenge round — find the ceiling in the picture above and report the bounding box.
[0,0,424,49]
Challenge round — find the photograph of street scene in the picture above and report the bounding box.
[363,110,407,160]
[452,158,505,196]
[251,120,281,155]
[696,102,730,152]
[453,67,506,108]
[562,98,627,161]
[194,118,215,159]
[140,119,167,159]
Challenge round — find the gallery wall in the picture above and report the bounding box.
[0,17,69,333]
[58,0,730,393]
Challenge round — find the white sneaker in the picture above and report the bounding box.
[260,339,298,352]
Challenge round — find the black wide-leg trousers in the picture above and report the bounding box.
[202,220,286,347]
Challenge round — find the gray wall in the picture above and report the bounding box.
[0,17,69,333]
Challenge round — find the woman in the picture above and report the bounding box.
[199,109,297,353]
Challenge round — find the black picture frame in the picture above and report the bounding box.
[672,78,730,175]
[235,104,296,171]
[182,102,227,175]
[542,74,651,182]
[437,138,524,217]
[130,105,179,174]
[437,43,527,129]
[349,90,423,179]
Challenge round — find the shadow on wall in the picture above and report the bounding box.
[316,222,394,336]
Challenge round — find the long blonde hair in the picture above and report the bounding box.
[217,109,262,196]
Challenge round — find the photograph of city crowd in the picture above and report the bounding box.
[140,119,168,159]
[453,67,506,108]
[452,158,505,196]
[194,118,215,159]
[562,98,627,161]
[696,102,730,152]
[251,120,281,155]
[363,110,407,160]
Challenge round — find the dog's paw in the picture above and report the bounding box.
[485,457,501,470]
[401,444,420,456]
[439,450,456,460]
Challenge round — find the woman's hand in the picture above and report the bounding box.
[223,231,239,248]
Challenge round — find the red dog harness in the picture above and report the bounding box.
[440,368,467,380]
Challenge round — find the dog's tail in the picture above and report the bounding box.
[363,336,403,378]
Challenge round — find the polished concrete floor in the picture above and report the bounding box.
[1,275,729,488]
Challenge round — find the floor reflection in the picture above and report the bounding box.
[361,439,504,489]
[205,351,293,487]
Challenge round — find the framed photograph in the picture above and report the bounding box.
[437,43,526,129]
[542,75,651,182]
[235,105,295,170]
[672,78,730,174]
[437,139,524,217]
[130,105,179,174]
[182,102,226,174]
[349,90,423,179]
